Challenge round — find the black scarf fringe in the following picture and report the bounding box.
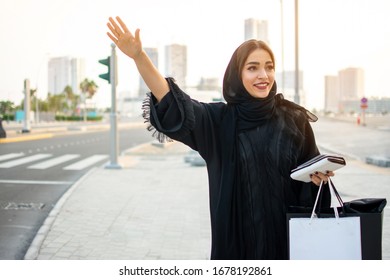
[141,77,196,143]
[142,92,173,143]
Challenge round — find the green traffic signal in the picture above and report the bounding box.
[99,56,111,83]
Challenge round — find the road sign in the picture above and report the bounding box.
[360,97,368,110]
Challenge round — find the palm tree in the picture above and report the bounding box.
[63,85,79,114]
[79,78,99,121]
[80,78,98,99]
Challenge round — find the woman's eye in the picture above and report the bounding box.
[267,65,275,71]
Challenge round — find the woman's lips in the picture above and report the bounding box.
[254,82,268,90]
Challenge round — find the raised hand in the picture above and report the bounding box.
[106,16,142,60]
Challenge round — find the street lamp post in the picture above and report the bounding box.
[280,0,285,93]
[294,0,300,105]
[22,79,31,133]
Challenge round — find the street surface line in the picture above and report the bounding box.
[0,153,25,162]
[63,154,108,170]
[28,154,80,169]
[0,154,52,168]
[0,179,72,185]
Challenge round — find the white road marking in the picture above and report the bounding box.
[0,179,72,185]
[28,154,81,169]
[0,153,24,162]
[0,154,52,168]
[63,154,108,170]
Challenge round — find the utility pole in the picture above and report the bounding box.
[22,79,31,133]
[294,0,300,105]
[280,0,285,93]
[104,44,121,169]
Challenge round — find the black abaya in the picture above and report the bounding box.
[143,79,329,259]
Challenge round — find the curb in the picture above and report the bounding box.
[0,133,53,143]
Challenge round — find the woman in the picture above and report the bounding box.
[106,16,332,260]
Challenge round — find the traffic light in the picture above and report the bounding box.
[99,56,111,83]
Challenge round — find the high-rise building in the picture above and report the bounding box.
[324,75,339,112]
[48,56,85,94]
[138,48,159,97]
[323,67,365,113]
[70,58,85,94]
[244,18,269,44]
[338,67,364,100]
[165,44,187,88]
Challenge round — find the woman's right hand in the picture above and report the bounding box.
[105,16,169,101]
[106,16,142,60]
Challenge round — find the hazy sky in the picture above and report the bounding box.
[1,0,389,109]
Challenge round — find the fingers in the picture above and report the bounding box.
[106,32,117,44]
[134,28,141,42]
[108,17,122,38]
[310,171,334,186]
[115,16,130,33]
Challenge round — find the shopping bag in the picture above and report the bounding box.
[288,179,362,260]
[287,179,387,259]
[289,215,362,260]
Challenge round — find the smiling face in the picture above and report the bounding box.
[241,48,275,99]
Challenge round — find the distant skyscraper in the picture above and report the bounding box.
[48,56,85,94]
[323,68,365,113]
[165,44,187,88]
[138,48,159,97]
[324,75,339,112]
[338,67,364,100]
[70,58,85,94]
[244,18,269,43]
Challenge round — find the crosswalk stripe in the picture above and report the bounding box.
[0,179,72,185]
[0,153,25,162]
[28,154,81,169]
[0,154,52,168]
[63,154,108,170]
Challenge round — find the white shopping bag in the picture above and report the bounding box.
[289,216,362,260]
[288,179,362,260]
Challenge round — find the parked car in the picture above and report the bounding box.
[184,149,206,166]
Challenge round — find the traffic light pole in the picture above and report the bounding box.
[105,43,121,169]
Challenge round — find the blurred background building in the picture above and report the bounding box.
[48,56,85,95]
[165,44,187,89]
[244,18,269,44]
[138,48,159,97]
[324,67,390,114]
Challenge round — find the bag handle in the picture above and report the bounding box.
[310,177,344,220]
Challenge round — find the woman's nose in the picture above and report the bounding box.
[257,68,268,78]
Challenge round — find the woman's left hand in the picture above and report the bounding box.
[310,171,334,186]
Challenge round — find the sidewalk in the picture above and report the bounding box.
[25,141,211,260]
[24,118,390,260]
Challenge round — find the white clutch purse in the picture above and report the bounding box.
[290,154,346,183]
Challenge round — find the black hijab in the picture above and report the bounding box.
[223,44,277,131]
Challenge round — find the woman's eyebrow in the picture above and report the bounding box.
[245,61,273,65]
[245,61,260,66]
